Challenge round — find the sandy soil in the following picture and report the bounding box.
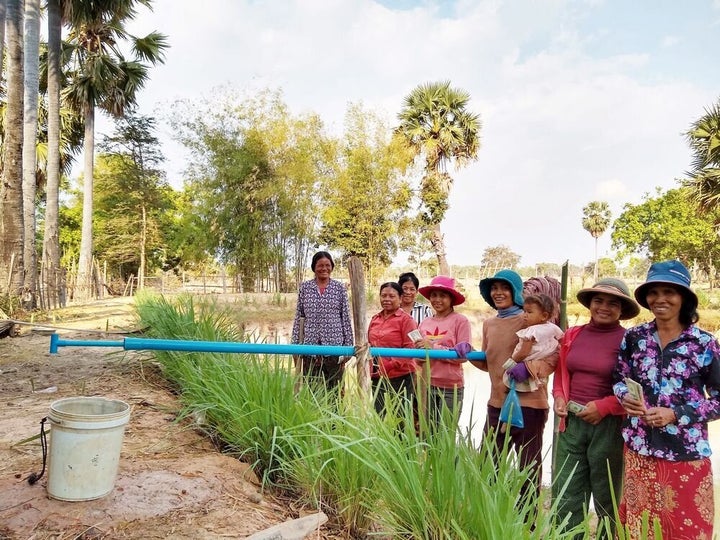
[0,297,331,540]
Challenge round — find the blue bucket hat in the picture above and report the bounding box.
[479,269,524,309]
[634,260,698,310]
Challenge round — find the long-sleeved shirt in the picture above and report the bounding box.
[480,314,557,409]
[613,320,720,461]
[553,322,626,432]
[418,311,471,389]
[368,309,418,379]
[291,278,353,347]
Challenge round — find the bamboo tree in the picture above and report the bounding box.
[320,103,412,282]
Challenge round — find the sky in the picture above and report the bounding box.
[107,0,720,269]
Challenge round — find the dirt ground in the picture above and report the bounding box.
[0,297,333,540]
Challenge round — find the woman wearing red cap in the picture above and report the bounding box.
[614,260,720,539]
[413,275,471,430]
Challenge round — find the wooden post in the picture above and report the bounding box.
[347,256,369,394]
[559,260,569,331]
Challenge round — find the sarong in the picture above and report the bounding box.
[619,446,714,540]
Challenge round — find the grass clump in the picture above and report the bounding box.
[135,293,596,538]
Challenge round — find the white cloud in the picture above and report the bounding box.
[110,0,720,270]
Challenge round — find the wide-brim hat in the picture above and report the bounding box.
[576,278,640,320]
[634,260,698,310]
[479,269,524,309]
[418,275,465,306]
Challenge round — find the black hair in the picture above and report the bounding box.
[523,293,557,319]
[398,272,419,289]
[311,251,334,271]
[679,291,700,327]
[379,282,403,297]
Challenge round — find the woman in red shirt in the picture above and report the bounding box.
[368,282,419,416]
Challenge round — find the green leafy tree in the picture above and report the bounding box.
[582,201,611,283]
[319,103,412,284]
[170,88,334,291]
[612,187,720,284]
[96,114,172,288]
[65,0,168,300]
[395,80,481,275]
[683,99,720,211]
[480,245,521,276]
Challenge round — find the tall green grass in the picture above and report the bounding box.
[134,293,596,538]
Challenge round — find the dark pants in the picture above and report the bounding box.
[428,385,464,431]
[372,373,416,416]
[553,413,624,540]
[301,355,344,395]
[484,405,548,503]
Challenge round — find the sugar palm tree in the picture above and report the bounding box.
[395,81,481,275]
[64,0,168,301]
[683,99,720,212]
[582,201,611,283]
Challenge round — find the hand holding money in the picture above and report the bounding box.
[622,377,647,416]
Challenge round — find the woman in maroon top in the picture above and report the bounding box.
[552,278,639,539]
[368,282,418,416]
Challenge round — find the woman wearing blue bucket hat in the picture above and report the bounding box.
[613,260,720,539]
[473,269,558,508]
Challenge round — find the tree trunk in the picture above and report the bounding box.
[76,103,96,301]
[42,0,64,307]
[139,204,146,289]
[593,236,599,283]
[22,0,41,309]
[347,256,368,395]
[0,0,7,84]
[431,223,450,276]
[0,0,25,297]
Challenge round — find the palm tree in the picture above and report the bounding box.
[0,0,25,297]
[684,99,720,212]
[395,81,481,275]
[64,0,167,301]
[582,201,611,283]
[42,0,65,308]
[22,0,42,308]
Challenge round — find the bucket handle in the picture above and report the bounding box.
[27,417,48,485]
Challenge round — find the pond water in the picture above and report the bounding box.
[460,365,720,484]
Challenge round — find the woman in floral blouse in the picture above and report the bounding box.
[613,260,720,539]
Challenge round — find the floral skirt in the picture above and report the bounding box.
[619,447,714,540]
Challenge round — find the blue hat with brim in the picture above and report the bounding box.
[479,269,524,309]
[634,260,698,310]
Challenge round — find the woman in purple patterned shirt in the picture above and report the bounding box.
[292,251,353,394]
[613,260,720,539]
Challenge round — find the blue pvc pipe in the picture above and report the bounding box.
[49,333,486,361]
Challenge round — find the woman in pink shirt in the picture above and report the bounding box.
[414,276,472,429]
[368,282,419,416]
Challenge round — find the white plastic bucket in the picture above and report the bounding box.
[47,397,131,501]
